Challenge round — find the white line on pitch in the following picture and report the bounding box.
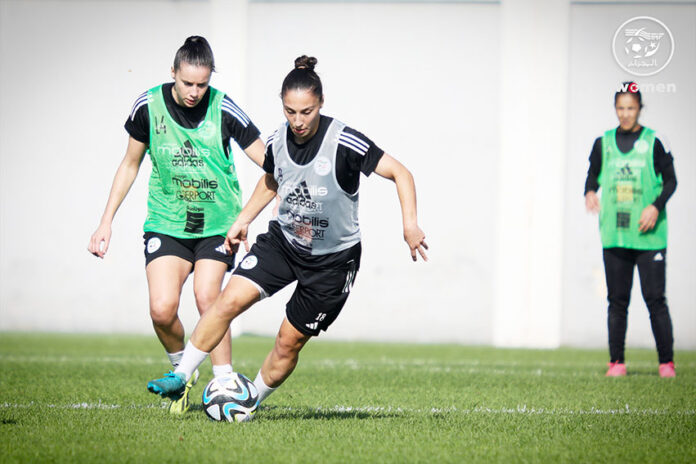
[0,354,257,367]
[313,405,696,416]
[1,402,694,417]
[0,401,167,410]
[3,354,692,371]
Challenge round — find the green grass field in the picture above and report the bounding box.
[0,333,694,463]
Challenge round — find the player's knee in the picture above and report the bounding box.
[607,297,629,314]
[645,297,667,315]
[274,331,304,360]
[149,297,179,326]
[193,288,218,314]
[608,305,628,314]
[215,289,246,319]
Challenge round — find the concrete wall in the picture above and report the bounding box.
[0,0,693,349]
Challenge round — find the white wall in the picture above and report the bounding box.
[0,0,219,334]
[0,0,693,349]
[493,0,569,348]
[240,2,500,343]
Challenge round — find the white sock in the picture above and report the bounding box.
[212,363,233,378]
[173,341,209,382]
[253,370,276,404]
[167,350,184,368]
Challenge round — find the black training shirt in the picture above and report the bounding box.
[263,115,385,195]
[124,82,260,157]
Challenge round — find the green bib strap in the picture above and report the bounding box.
[143,85,242,238]
[598,127,667,249]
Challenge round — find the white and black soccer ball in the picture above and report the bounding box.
[202,372,259,423]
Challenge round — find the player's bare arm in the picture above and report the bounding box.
[224,173,279,254]
[243,138,267,167]
[374,153,428,262]
[88,136,147,258]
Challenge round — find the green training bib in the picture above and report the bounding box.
[598,127,667,249]
[143,85,242,238]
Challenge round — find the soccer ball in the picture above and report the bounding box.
[202,372,259,423]
[625,37,646,57]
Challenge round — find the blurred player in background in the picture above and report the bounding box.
[147,55,428,409]
[88,36,266,412]
[584,82,677,378]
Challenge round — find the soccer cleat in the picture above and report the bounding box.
[605,362,627,377]
[659,362,676,378]
[147,371,187,400]
[168,369,200,415]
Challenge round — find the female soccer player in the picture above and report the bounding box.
[584,82,677,377]
[88,36,266,412]
[147,55,428,407]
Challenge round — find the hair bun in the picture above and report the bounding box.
[294,55,317,71]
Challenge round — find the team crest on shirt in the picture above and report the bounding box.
[197,120,216,140]
[147,237,162,254]
[314,156,332,176]
[633,139,649,154]
[240,255,258,270]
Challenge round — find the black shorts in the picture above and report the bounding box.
[233,222,361,336]
[143,232,236,271]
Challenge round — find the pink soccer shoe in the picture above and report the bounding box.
[659,362,676,378]
[605,362,627,377]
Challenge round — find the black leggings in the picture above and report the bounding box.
[603,247,674,364]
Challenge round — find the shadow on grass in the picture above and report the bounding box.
[189,403,401,420]
[256,404,402,421]
[625,371,663,377]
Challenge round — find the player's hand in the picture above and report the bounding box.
[404,224,428,262]
[585,191,600,214]
[225,220,250,254]
[638,205,659,233]
[88,223,112,258]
